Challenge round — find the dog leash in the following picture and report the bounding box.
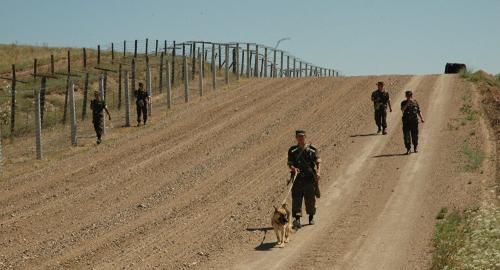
[281,172,298,205]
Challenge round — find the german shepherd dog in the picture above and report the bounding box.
[271,203,292,248]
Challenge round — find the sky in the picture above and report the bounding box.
[1,0,499,75]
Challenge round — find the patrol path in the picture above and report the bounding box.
[0,75,490,269]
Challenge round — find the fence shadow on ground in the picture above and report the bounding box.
[349,133,378,137]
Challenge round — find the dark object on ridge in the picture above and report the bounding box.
[445,63,466,74]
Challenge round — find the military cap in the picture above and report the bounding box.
[377,81,385,86]
[405,90,413,96]
[295,130,306,136]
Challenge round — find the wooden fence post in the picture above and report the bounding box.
[159,52,164,93]
[123,40,126,58]
[83,48,87,68]
[225,44,229,84]
[98,74,106,135]
[124,70,130,127]
[286,55,290,77]
[97,45,101,65]
[50,55,54,75]
[10,65,16,135]
[191,42,196,80]
[172,41,176,85]
[218,44,222,69]
[131,58,136,95]
[118,64,122,109]
[166,59,172,109]
[264,48,268,77]
[34,89,42,159]
[246,43,250,77]
[299,62,303,77]
[82,72,89,120]
[134,39,138,58]
[69,81,77,146]
[146,58,152,116]
[280,51,284,77]
[211,44,216,90]
[145,38,149,55]
[199,52,204,96]
[235,43,240,80]
[40,76,46,124]
[293,58,296,77]
[164,40,167,54]
[182,44,186,80]
[254,45,259,77]
[155,39,158,56]
[240,49,245,76]
[33,58,37,79]
[202,42,206,78]
[183,55,189,102]
[111,42,114,63]
[273,50,277,78]
[62,50,71,124]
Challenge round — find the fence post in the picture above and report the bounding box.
[273,50,277,78]
[50,55,54,75]
[254,45,259,77]
[159,52,164,93]
[280,51,284,77]
[33,58,37,79]
[40,76,46,124]
[240,49,245,76]
[235,43,240,80]
[83,48,87,69]
[199,52,204,96]
[166,59,172,109]
[97,45,101,65]
[111,42,114,63]
[145,38,149,55]
[191,42,196,80]
[225,44,229,84]
[211,44,216,90]
[155,39,158,56]
[218,44,222,69]
[146,57,152,116]
[183,55,189,102]
[164,40,167,54]
[99,74,105,135]
[264,48,268,77]
[123,40,126,58]
[131,58,136,96]
[82,72,89,120]
[202,42,206,78]
[118,64,122,109]
[286,55,290,77]
[62,50,71,124]
[34,89,42,159]
[172,41,176,85]
[69,82,77,146]
[10,65,16,135]
[134,39,138,58]
[124,70,130,127]
[246,43,250,77]
[293,58,296,77]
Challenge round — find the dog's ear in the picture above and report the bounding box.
[273,206,279,212]
[282,203,288,208]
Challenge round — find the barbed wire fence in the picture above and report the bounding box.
[0,38,338,170]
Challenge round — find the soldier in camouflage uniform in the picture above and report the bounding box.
[90,91,111,145]
[287,130,321,229]
[371,81,392,135]
[134,82,150,126]
[401,90,424,154]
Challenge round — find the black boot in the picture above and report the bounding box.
[414,145,418,153]
[406,147,411,155]
[293,217,301,229]
[309,215,315,225]
[382,128,387,135]
[377,126,381,134]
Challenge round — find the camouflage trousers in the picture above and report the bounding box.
[291,174,316,218]
[92,116,104,139]
[402,118,419,149]
[374,108,387,129]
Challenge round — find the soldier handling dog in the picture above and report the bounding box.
[287,130,321,229]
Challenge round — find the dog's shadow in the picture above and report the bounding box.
[247,225,310,251]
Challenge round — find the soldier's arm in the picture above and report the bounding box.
[416,101,424,122]
[388,98,392,112]
[287,148,297,172]
[104,105,111,120]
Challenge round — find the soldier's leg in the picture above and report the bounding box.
[381,109,387,129]
[402,121,411,151]
[136,105,142,124]
[291,183,303,219]
[143,105,148,124]
[411,121,419,151]
[374,110,382,131]
[303,182,316,224]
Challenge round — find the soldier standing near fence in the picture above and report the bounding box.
[287,130,321,229]
[371,81,392,134]
[401,90,425,154]
[90,90,111,145]
[134,82,150,126]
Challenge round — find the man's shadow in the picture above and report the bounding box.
[373,153,408,158]
[350,133,378,138]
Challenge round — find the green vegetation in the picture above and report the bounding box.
[462,141,485,172]
[431,205,500,270]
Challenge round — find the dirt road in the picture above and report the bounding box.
[0,74,491,269]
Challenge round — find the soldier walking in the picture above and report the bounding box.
[371,81,392,134]
[401,90,425,154]
[287,130,321,229]
[90,90,111,145]
[134,82,150,126]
